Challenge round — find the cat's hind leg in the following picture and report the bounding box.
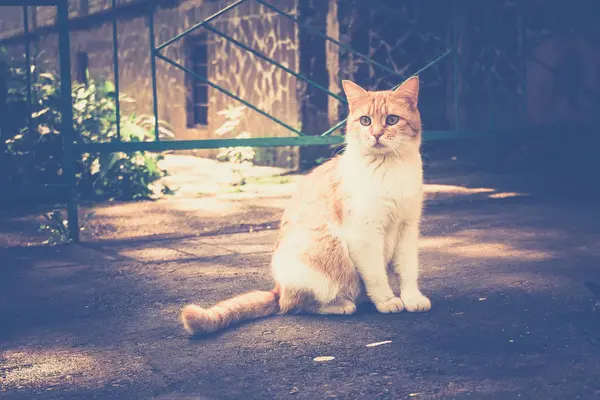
[273,256,358,315]
[273,255,339,314]
[316,299,356,315]
[272,229,360,315]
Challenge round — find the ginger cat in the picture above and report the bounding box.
[181,76,431,335]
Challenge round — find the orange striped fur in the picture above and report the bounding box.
[181,289,280,335]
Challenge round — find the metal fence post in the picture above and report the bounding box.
[111,0,121,140]
[23,6,34,137]
[0,49,6,182]
[452,0,461,132]
[518,4,528,126]
[486,6,494,131]
[57,0,79,242]
[148,3,160,141]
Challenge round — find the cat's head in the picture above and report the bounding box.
[342,76,422,157]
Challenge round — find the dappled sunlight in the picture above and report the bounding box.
[454,227,567,241]
[489,191,530,199]
[0,346,145,391]
[81,195,284,242]
[170,263,266,279]
[78,154,298,242]
[115,231,277,265]
[420,233,556,261]
[443,242,554,261]
[118,246,198,262]
[419,236,465,249]
[159,154,290,180]
[425,183,495,195]
[424,183,530,201]
[159,154,295,199]
[215,183,298,199]
[168,197,240,213]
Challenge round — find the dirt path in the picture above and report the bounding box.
[1,155,600,399]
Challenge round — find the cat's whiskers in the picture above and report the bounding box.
[389,142,406,161]
[389,143,401,160]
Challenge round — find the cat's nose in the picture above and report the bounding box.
[372,132,384,141]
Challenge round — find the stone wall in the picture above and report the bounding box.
[154,0,301,166]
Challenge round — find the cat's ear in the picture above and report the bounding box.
[393,76,419,106]
[342,80,367,101]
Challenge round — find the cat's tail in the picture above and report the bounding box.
[180,286,280,335]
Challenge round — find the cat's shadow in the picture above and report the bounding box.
[185,302,430,341]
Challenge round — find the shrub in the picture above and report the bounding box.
[1,62,174,201]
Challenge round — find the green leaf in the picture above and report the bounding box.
[121,120,148,142]
[99,152,121,178]
[103,80,115,94]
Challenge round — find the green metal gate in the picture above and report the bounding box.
[1,0,453,243]
[74,0,454,156]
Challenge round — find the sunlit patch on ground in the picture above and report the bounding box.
[424,184,495,195]
[420,231,557,262]
[425,183,529,201]
[158,154,295,198]
[114,230,277,265]
[140,262,266,280]
[489,191,530,199]
[435,240,553,261]
[0,347,145,392]
[118,246,199,262]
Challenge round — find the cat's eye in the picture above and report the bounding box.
[359,116,371,126]
[386,115,400,125]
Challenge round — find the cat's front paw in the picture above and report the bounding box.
[375,297,405,313]
[401,291,431,312]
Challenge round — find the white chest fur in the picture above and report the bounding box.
[335,152,424,267]
[339,154,423,227]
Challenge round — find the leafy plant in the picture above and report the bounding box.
[2,60,175,201]
[39,209,95,245]
[214,105,256,187]
[69,78,175,200]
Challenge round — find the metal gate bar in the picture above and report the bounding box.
[111,0,121,140]
[56,0,78,242]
